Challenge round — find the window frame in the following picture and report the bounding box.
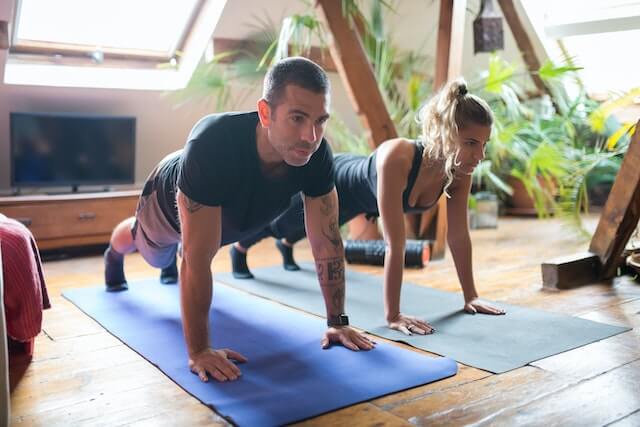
[3,0,224,90]
[9,0,206,68]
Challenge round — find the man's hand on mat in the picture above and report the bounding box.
[321,327,376,351]
[189,348,248,382]
[464,298,506,315]
[388,313,435,335]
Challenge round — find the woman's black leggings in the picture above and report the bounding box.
[237,192,363,249]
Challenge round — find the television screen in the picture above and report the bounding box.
[10,112,136,188]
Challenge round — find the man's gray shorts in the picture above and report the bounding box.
[132,190,180,269]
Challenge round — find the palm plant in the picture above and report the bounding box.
[471,53,637,233]
[472,56,578,202]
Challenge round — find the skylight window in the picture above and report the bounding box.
[520,0,640,94]
[13,0,200,60]
[543,0,640,39]
[560,29,640,94]
[4,0,225,90]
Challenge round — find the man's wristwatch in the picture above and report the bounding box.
[327,313,349,327]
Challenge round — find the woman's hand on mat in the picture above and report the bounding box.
[321,327,376,351]
[189,348,248,382]
[387,313,435,335]
[464,298,506,315]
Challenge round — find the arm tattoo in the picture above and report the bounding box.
[327,257,344,281]
[330,285,345,313]
[184,196,203,213]
[316,256,346,313]
[316,263,324,282]
[322,218,342,249]
[318,193,341,249]
[316,257,345,284]
[319,194,334,216]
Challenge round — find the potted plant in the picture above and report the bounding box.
[470,53,635,230]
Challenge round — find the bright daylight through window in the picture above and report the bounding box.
[4,0,225,90]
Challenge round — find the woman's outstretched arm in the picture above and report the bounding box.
[377,139,435,335]
[446,175,505,315]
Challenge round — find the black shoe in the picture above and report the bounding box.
[104,246,128,292]
[276,239,300,271]
[230,245,254,279]
[160,255,178,285]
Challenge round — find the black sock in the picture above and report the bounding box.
[230,245,254,279]
[160,255,178,284]
[104,246,128,292]
[276,239,300,271]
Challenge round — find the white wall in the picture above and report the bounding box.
[0,0,539,192]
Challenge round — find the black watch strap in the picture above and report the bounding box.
[327,313,349,327]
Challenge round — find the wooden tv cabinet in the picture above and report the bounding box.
[0,190,140,250]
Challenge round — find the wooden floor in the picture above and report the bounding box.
[9,216,640,426]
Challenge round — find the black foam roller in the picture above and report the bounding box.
[344,240,431,268]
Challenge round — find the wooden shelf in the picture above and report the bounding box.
[0,190,140,250]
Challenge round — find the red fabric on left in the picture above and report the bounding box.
[1,215,51,343]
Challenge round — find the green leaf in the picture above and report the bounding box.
[538,59,582,80]
[485,54,516,94]
[370,0,384,41]
[407,74,423,111]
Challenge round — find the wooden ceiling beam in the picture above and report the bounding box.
[315,0,397,148]
[497,0,547,95]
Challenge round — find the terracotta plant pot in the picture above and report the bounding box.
[506,176,556,216]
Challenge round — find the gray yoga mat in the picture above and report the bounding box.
[216,264,631,373]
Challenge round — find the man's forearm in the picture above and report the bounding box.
[305,191,345,316]
[315,254,346,317]
[180,259,213,356]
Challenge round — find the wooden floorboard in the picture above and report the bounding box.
[489,360,640,427]
[387,366,567,426]
[8,216,640,426]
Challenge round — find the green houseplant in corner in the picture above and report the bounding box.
[470,54,580,217]
[470,53,637,234]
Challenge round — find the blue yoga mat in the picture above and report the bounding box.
[63,280,457,426]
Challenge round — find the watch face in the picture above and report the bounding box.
[328,314,349,326]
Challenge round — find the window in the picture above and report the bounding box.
[520,0,640,94]
[14,0,200,61]
[4,0,226,90]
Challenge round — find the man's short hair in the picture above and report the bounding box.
[263,57,330,106]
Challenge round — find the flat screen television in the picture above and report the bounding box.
[10,112,136,190]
